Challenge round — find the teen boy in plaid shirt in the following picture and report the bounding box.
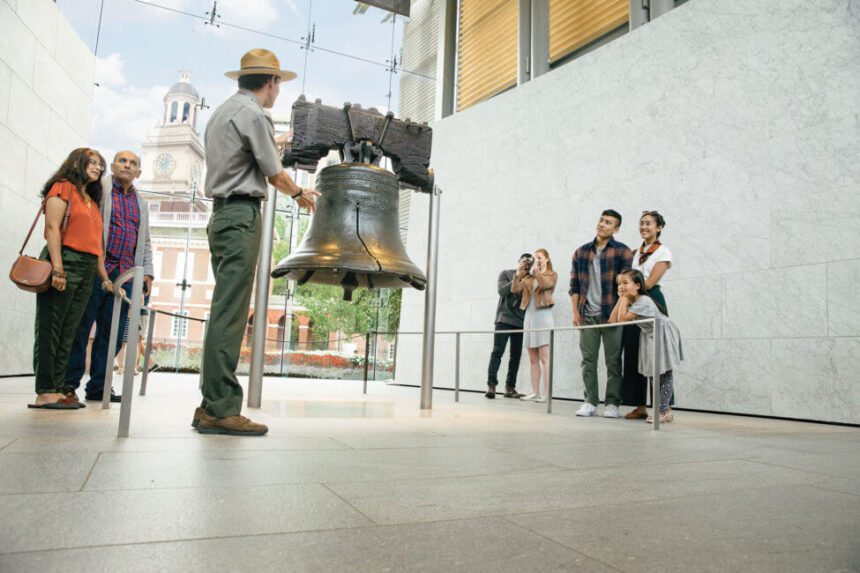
[569,209,633,418]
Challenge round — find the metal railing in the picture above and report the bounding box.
[102,266,208,437]
[363,318,665,430]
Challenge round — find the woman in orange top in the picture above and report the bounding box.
[31,148,113,410]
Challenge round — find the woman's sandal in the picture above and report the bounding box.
[646,411,673,424]
[28,397,81,410]
[625,408,648,420]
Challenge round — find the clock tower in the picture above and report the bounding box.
[138,71,206,201]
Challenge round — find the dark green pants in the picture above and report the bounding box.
[201,201,261,417]
[34,247,97,393]
[579,315,623,407]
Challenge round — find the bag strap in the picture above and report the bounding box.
[19,193,72,256]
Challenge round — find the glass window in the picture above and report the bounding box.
[182,102,191,123]
[549,0,628,64]
[456,0,518,111]
[169,101,178,123]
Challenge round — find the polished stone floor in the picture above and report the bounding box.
[0,374,858,572]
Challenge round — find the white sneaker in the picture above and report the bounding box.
[604,404,620,418]
[576,403,597,416]
[535,395,547,403]
[520,393,539,401]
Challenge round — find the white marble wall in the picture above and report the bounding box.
[0,0,94,375]
[396,0,860,424]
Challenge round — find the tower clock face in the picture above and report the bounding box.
[154,152,176,176]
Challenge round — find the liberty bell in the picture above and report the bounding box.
[272,99,433,301]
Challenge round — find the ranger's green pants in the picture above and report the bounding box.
[34,247,96,393]
[201,200,261,417]
[579,315,623,407]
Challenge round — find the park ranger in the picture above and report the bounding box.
[195,49,319,436]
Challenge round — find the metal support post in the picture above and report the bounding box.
[454,332,460,402]
[434,0,457,119]
[546,329,554,414]
[102,268,135,410]
[652,318,661,431]
[247,185,278,408]
[199,319,209,390]
[420,187,441,410]
[117,267,144,438]
[530,0,550,79]
[363,332,371,394]
[650,0,675,19]
[139,309,157,396]
[517,0,532,85]
[629,0,649,30]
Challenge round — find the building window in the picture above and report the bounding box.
[169,101,178,123]
[456,0,518,111]
[549,0,629,64]
[175,252,195,280]
[151,286,160,297]
[153,250,164,279]
[205,289,213,300]
[182,102,191,123]
[171,311,189,338]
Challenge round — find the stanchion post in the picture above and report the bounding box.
[454,332,460,402]
[102,269,134,410]
[117,267,144,438]
[139,309,157,396]
[420,186,441,410]
[547,328,554,414]
[199,319,209,390]
[652,318,661,431]
[363,332,370,394]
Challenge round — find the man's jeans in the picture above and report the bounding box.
[579,315,623,406]
[65,268,132,395]
[487,322,523,388]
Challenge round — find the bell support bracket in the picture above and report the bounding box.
[282,96,433,192]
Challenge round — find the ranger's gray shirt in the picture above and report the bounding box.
[204,90,282,199]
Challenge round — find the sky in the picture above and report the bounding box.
[55,0,425,160]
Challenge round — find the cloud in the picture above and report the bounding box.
[95,53,127,88]
[89,55,169,160]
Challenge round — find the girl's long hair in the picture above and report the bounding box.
[535,248,553,272]
[40,147,105,206]
[619,269,668,316]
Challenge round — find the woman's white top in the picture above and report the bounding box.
[631,244,672,284]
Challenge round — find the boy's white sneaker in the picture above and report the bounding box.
[520,393,539,401]
[535,395,547,403]
[604,404,620,418]
[576,403,597,416]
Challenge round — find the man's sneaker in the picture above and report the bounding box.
[191,407,205,428]
[485,386,496,399]
[576,403,598,416]
[604,404,620,418]
[535,395,547,403]
[196,413,268,436]
[520,393,539,401]
[503,388,524,398]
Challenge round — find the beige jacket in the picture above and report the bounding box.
[512,269,557,310]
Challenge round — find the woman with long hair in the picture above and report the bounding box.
[512,248,557,403]
[30,148,113,409]
[610,269,683,423]
[621,210,673,419]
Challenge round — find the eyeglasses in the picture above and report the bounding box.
[86,158,105,171]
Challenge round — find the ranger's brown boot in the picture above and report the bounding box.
[196,413,269,436]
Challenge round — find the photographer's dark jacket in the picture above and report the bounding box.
[495,269,525,327]
[512,269,558,310]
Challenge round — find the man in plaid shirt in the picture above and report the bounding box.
[65,151,154,403]
[569,209,633,418]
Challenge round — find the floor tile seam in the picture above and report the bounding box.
[0,439,16,452]
[498,516,628,572]
[325,437,355,450]
[743,457,856,481]
[0,481,354,498]
[0,522,389,557]
[319,483,380,526]
[77,452,101,492]
[814,484,860,499]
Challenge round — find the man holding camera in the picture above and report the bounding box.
[485,253,531,399]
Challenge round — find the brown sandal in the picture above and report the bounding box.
[625,408,648,419]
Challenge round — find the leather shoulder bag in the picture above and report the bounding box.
[9,197,71,293]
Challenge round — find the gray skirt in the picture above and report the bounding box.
[523,296,553,348]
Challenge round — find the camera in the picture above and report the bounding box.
[523,257,534,268]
